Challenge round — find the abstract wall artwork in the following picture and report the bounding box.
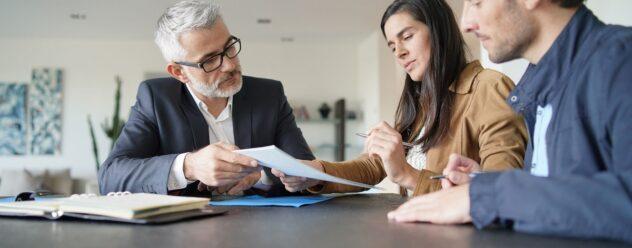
[0,68,63,156]
[0,83,27,155]
[29,68,63,155]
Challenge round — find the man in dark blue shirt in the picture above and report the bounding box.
[386,0,632,243]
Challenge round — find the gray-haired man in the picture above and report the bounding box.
[98,0,314,196]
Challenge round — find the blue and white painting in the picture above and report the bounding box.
[0,83,27,155]
[29,68,63,155]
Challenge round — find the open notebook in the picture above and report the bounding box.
[0,193,225,224]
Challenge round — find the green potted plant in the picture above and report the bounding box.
[86,76,126,193]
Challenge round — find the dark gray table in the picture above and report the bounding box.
[0,193,627,248]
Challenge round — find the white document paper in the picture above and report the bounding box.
[236,146,383,190]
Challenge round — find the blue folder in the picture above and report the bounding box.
[209,195,334,208]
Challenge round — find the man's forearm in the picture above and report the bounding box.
[99,154,178,195]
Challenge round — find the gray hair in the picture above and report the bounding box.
[154,0,221,62]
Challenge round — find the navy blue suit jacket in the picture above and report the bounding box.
[98,76,314,196]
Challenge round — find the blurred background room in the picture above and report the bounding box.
[0,0,629,195]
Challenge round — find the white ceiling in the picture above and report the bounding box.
[0,0,394,42]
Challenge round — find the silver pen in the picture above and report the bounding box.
[429,171,487,180]
[355,133,415,148]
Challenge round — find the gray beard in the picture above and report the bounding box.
[187,73,243,98]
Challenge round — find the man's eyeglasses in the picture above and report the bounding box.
[175,36,242,73]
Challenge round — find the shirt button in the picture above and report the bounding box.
[510,96,518,102]
[537,110,542,115]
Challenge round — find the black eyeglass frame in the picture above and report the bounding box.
[175,36,241,73]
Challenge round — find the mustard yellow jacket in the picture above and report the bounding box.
[310,61,528,196]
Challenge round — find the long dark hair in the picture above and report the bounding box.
[381,0,467,153]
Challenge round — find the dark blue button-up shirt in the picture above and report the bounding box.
[469,6,632,243]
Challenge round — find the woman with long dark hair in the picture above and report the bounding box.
[273,0,527,196]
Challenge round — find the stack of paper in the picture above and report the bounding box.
[236,146,383,190]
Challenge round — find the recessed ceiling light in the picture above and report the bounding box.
[257,18,271,24]
[70,13,87,20]
[281,37,294,42]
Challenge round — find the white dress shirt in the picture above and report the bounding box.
[167,85,272,191]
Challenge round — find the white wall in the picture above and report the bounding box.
[355,31,404,137]
[0,38,165,179]
[357,31,385,136]
[0,36,390,182]
[241,41,360,104]
[586,0,632,26]
[239,39,366,161]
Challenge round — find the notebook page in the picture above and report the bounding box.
[59,193,209,219]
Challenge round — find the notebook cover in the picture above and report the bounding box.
[0,206,227,224]
[62,206,227,224]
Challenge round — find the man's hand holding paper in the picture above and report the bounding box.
[235,146,383,190]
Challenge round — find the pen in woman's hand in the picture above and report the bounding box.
[355,133,414,148]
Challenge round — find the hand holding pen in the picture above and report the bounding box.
[429,171,486,180]
[439,154,482,189]
[355,133,414,148]
[356,121,419,190]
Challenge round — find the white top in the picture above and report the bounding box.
[530,104,553,177]
[167,85,271,191]
[405,128,426,195]
[405,128,427,171]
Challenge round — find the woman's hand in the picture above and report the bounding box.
[271,160,324,192]
[365,121,417,189]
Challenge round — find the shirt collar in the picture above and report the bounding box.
[449,60,483,94]
[185,84,233,121]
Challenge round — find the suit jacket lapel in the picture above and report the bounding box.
[232,83,252,149]
[179,84,209,150]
